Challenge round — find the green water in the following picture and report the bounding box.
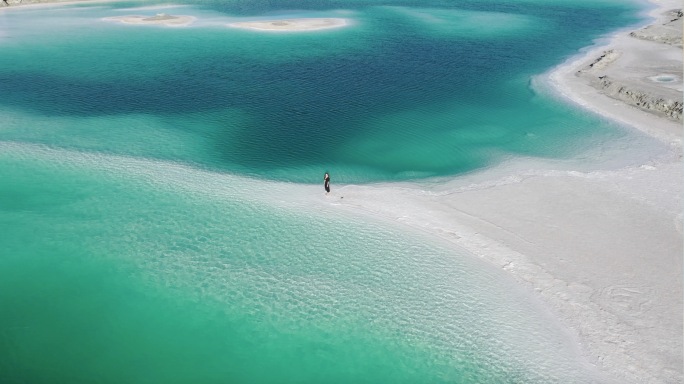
[0,147,600,382]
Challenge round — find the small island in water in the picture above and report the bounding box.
[227,18,348,31]
[103,13,196,27]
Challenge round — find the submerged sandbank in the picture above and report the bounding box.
[227,18,348,32]
[103,13,196,27]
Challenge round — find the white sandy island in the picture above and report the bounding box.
[227,18,348,32]
[103,13,196,27]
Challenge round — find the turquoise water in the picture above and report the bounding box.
[0,0,648,382]
[0,0,644,182]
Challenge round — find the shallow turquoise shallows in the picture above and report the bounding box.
[0,0,648,382]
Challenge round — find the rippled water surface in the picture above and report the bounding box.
[0,0,645,382]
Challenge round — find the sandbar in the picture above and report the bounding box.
[227,18,348,32]
[103,13,196,27]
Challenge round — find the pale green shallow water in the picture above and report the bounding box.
[0,0,655,382]
[1,145,600,383]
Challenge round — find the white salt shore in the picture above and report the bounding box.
[227,18,348,32]
[316,1,682,382]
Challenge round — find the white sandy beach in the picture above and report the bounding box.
[318,1,682,382]
[227,18,348,32]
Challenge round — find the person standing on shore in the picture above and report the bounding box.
[324,172,330,194]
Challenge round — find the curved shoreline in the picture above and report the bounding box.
[538,4,683,380]
[318,1,682,382]
[329,1,682,382]
[548,0,682,147]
